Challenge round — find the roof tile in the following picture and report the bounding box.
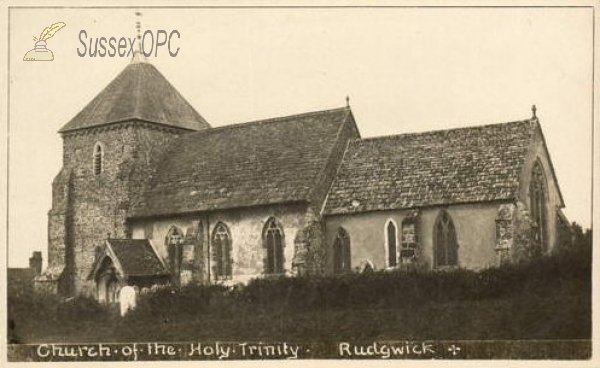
[130,107,351,218]
[59,62,210,133]
[108,239,168,277]
[323,119,536,215]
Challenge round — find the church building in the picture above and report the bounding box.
[36,60,571,301]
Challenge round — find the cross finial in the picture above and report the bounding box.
[132,11,144,63]
[531,104,537,119]
[346,95,350,108]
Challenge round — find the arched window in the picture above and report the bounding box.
[333,227,351,273]
[385,220,398,267]
[263,218,284,275]
[93,142,104,176]
[166,226,184,285]
[212,222,232,279]
[434,210,458,267]
[530,161,548,252]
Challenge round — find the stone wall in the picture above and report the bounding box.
[46,121,188,296]
[323,197,565,273]
[493,201,541,265]
[130,202,314,285]
[324,202,504,273]
[516,121,565,253]
[294,113,360,276]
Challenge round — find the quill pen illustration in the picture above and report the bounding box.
[39,22,66,41]
[23,21,66,61]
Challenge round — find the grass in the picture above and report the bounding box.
[8,245,591,343]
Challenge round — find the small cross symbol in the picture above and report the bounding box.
[447,344,461,356]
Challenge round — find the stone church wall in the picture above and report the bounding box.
[47,122,186,296]
[324,202,505,273]
[516,123,564,253]
[130,202,312,285]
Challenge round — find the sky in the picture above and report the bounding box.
[7,6,594,267]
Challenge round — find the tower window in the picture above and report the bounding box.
[93,142,104,175]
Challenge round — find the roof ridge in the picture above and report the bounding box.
[184,106,351,137]
[353,118,535,144]
[243,106,350,125]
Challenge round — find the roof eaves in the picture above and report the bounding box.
[147,239,170,273]
[323,197,516,217]
[345,108,362,139]
[59,117,200,134]
[128,199,309,221]
[105,239,127,279]
[320,139,353,216]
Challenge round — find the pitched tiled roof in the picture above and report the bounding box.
[108,239,168,277]
[59,62,210,133]
[130,107,352,218]
[323,119,537,215]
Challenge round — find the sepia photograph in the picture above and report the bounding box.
[3,2,596,365]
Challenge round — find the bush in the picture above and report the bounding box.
[126,284,231,322]
[237,247,590,311]
[7,243,590,342]
[56,296,108,321]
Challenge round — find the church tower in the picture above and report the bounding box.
[46,60,210,296]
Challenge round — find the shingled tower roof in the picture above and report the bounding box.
[59,62,210,133]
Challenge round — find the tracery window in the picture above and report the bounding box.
[530,161,548,252]
[434,210,458,267]
[263,218,284,274]
[333,227,351,273]
[93,142,104,175]
[212,222,232,279]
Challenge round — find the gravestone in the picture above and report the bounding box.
[119,285,137,317]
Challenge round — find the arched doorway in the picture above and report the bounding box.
[96,257,120,304]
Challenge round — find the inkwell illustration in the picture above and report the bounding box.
[23,22,66,61]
